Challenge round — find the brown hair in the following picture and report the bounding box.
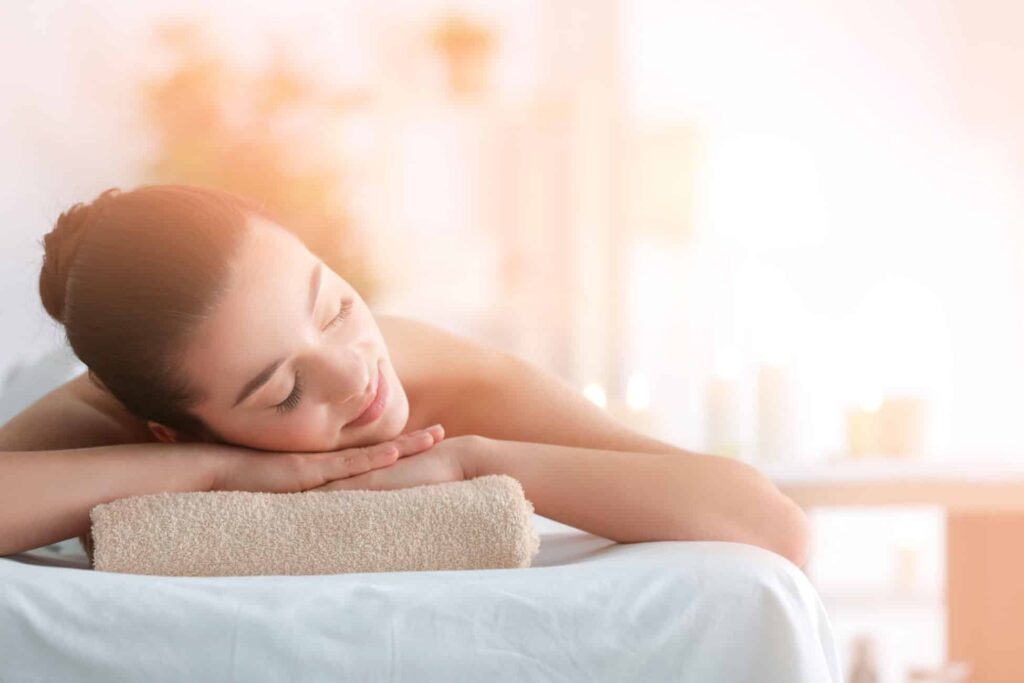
[39,184,271,439]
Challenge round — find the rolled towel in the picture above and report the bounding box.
[86,474,540,576]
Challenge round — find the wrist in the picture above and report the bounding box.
[461,434,501,479]
[198,443,235,491]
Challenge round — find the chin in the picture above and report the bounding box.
[339,381,410,449]
[379,382,411,440]
[368,376,407,446]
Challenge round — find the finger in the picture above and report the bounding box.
[423,423,445,442]
[307,439,393,462]
[397,424,445,453]
[393,430,437,457]
[308,470,374,492]
[334,443,399,479]
[395,423,444,442]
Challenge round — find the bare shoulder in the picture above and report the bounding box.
[375,313,512,377]
[0,371,155,451]
[374,313,683,454]
[373,313,518,434]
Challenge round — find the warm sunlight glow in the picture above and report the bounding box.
[857,391,883,414]
[843,277,952,401]
[582,383,608,409]
[626,372,651,412]
[701,134,828,250]
[713,348,742,382]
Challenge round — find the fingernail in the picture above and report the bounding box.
[403,425,440,439]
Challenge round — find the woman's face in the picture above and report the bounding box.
[179,215,410,452]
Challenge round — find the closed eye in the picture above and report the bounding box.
[275,371,303,414]
[325,298,354,330]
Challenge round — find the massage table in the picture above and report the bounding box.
[0,513,841,682]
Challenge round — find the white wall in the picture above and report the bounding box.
[0,3,150,386]
[625,0,1024,459]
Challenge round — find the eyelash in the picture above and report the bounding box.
[274,299,354,414]
[275,371,303,414]
[326,298,354,330]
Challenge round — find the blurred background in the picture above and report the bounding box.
[1,1,1022,681]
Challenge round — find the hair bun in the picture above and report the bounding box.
[39,188,122,324]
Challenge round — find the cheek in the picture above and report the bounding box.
[230,411,334,452]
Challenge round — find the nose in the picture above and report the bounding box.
[309,344,368,405]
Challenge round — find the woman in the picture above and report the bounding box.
[0,184,808,565]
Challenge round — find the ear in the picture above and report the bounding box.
[147,421,180,444]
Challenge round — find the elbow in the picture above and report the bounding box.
[772,495,810,568]
[730,461,811,568]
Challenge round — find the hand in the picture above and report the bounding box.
[210,424,446,493]
[306,434,489,492]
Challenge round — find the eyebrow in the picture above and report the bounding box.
[232,262,322,408]
[232,358,286,409]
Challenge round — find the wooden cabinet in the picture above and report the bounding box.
[766,461,1024,683]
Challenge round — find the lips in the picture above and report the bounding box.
[345,360,387,428]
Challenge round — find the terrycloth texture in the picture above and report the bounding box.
[87,474,540,577]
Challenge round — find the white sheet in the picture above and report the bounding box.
[0,514,841,682]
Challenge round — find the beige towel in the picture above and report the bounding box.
[86,474,540,576]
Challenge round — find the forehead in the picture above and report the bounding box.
[183,218,316,404]
[232,216,311,282]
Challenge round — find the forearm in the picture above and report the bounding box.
[0,443,220,556]
[467,438,809,566]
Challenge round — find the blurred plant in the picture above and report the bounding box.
[429,13,496,98]
[140,20,377,299]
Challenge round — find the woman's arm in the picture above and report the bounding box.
[0,442,222,556]
[465,438,809,566]
[436,347,809,566]
[0,371,214,556]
